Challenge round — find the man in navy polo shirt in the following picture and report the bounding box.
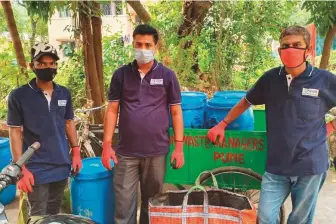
[102,24,184,224]
[6,43,82,217]
[208,25,336,224]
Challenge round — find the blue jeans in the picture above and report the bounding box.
[258,171,327,224]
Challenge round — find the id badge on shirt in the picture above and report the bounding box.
[302,88,319,97]
[150,79,163,86]
[58,100,67,106]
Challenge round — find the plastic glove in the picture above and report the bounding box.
[207,121,228,144]
[102,141,118,170]
[17,166,34,193]
[327,122,336,137]
[170,141,184,169]
[72,146,82,172]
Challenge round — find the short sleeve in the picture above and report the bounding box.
[108,70,122,101]
[7,91,23,127]
[325,72,336,109]
[64,90,74,120]
[167,71,182,105]
[245,73,268,105]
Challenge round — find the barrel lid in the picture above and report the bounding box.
[0,137,9,147]
[213,91,246,99]
[207,97,239,108]
[74,157,113,180]
[181,91,207,100]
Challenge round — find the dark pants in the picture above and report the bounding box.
[27,179,67,217]
[114,154,166,224]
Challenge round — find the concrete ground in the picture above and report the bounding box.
[5,170,336,224]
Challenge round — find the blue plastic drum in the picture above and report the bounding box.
[0,137,16,205]
[206,91,254,130]
[70,157,114,224]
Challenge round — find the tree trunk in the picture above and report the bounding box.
[79,2,103,124]
[126,0,151,23]
[178,0,213,38]
[30,17,38,49]
[91,1,105,103]
[126,1,169,53]
[319,24,336,69]
[178,0,213,74]
[1,1,28,79]
[80,13,92,101]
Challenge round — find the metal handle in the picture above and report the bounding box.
[16,142,40,167]
[191,116,203,128]
[75,104,106,114]
[195,171,218,189]
[182,185,209,224]
[208,116,219,128]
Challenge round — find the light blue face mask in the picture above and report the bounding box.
[134,48,154,64]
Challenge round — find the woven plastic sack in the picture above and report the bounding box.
[149,172,257,224]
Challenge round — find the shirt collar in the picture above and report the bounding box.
[28,78,60,92]
[279,62,314,78]
[130,59,159,72]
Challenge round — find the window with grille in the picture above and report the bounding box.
[101,3,112,16]
[59,7,71,17]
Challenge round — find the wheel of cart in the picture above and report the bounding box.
[198,166,285,224]
[164,128,286,224]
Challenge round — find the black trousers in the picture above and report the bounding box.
[27,179,67,217]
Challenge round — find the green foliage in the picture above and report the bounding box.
[302,1,336,35]
[316,50,336,74]
[208,1,297,90]
[54,34,133,109]
[22,0,73,21]
[2,0,328,119]
[147,1,183,48]
[0,38,34,119]
[0,3,49,118]
[0,3,48,40]
[145,1,297,91]
[102,33,133,91]
[54,49,86,109]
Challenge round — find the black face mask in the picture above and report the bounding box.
[34,68,57,82]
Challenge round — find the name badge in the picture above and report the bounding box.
[150,79,163,85]
[58,100,67,106]
[302,88,319,97]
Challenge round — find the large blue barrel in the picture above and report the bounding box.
[206,91,254,130]
[213,90,247,99]
[0,137,16,205]
[70,157,114,224]
[181,92,207,128]
[181,91,207,104]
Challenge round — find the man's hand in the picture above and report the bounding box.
[171,141,184,169]
[207,121,228,143]
[102,141,118,170]
[17,166,34,193]
[72,146,82,172]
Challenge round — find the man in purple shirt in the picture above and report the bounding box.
[102,24,184,224]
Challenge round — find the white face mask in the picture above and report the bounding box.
[134,48,154,64]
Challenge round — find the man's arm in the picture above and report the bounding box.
[208,73,267,143]
[65,120,78,147]
[221,98,251,124]
[170,104,185,168]
[7,91,24,162]
[8,127,22,162]
[103,101,119,143]
[170,104,183,141]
